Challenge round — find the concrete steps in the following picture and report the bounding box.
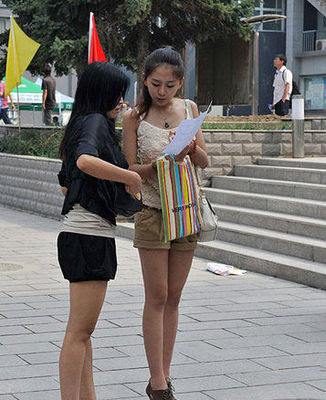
[116,157,326,289]
[234,165,326,184]
[205,188,326,219]
[211,204,326,240]
[211,176,326,201]
[257,157,326,169]
[217,221,326,262]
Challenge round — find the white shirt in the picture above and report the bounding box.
[62,204,116,238]
[273,66,293,105]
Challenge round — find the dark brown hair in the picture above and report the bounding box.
[138,47,184,118]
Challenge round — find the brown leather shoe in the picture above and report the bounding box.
[146,381,172,399]
[166,378,177,399]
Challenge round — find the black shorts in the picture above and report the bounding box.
[57,232,117,283]
[274,99,290,116]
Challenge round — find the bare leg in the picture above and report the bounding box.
[59,281,107,400]
[163,250,194,379]
[139,249,169,391]
[79,338,96,400]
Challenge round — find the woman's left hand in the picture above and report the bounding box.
[175,144,191,162]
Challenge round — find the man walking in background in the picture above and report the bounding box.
[272,54,292,117]
[42,65,56,125]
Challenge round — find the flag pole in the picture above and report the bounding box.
[16,82,21,131]
[88,12,93,63]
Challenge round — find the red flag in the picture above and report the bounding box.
[88,12,107,64]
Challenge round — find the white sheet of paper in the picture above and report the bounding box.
[164,102,212,155]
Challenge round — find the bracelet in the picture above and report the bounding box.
[151,160,157,170]
[188,139,197,156]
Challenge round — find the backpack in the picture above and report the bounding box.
[282,69,300,107]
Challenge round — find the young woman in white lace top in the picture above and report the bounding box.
[123,47,208,400]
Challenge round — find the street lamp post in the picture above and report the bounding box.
[242,14,286,116]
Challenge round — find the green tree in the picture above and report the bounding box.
[0,0,255,79]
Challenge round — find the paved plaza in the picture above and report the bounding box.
[0,205,326,399]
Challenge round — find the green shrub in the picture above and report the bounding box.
[0,128,64,159]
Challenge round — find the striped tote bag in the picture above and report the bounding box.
[157,155,202,242]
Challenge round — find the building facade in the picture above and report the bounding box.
[256,0,326,114]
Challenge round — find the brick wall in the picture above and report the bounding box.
[202,129,326,179]
[0,153,63,219]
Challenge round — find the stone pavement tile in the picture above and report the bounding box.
[0,316,57,327]
[94,353,193,372]
[228,366,326,386]
[0,376,59,395]
[26,319,116,333]
[14,390,60,400]
[287,331,326,343]
[308,380,326,391]
[127,375,244,396]
[0,331,64,345]
[15,384,139,400]
[95,384,145,399]
[93,368,149,385]
[278,298,326,308]
[235,286,326,299]
[174,342,286,362]
[175,328,239,342]
[206,334,305,350]
[189,310,270,322]
[1,396,17,400]
[92,335,144,348]
[0,303,32,311]
[0,295,59,304]
[90,326,143,338]
[0,354,28,367]
[170,359,268,379]
[0,325,31,335]
[270,342,326,355]
[246,314,326,326]
[0,363,57,380]
[108,344,145,357]
[253,353,326,369]
[207,301,288,312]
[177,319,255,331]
[265,305,326,317]
[225,323,319,337]
[205,382,326,400]
[0,342,59,356]
[306,321,326,330]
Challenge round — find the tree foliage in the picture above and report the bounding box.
[0,0,255,78]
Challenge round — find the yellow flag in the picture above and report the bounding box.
[5,16,40,97]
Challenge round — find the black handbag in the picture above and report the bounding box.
[115,182,143,217]
[97,179,143,218]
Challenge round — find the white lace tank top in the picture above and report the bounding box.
[137,100,192,209]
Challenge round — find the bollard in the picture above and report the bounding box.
[292,95,305,158]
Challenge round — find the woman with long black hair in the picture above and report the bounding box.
[57,61,142,400]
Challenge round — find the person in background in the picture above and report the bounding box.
[272,54,293,117]
[42,65,56,125]
[0,78,15,124]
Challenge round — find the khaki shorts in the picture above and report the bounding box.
[134,207,198,251]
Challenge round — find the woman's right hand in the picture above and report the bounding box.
[125,171,142,196]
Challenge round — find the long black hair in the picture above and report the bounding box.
[138,47,184,118]
[59,62,130,158]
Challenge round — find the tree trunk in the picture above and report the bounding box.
[135,25,149,102]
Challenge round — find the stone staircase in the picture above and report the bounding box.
[118,157,326,289]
